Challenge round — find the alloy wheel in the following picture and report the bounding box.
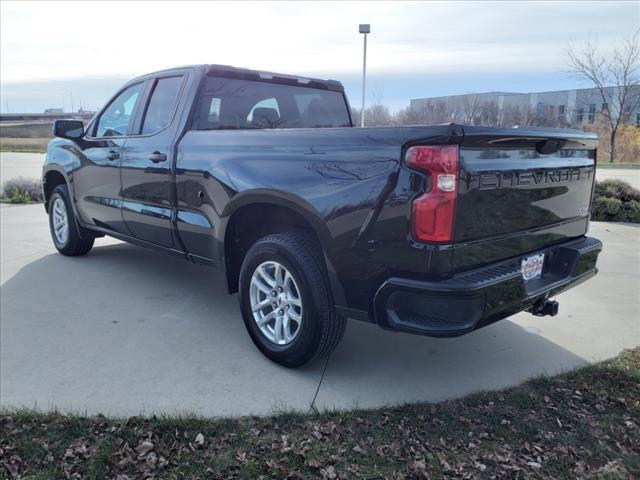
[249,260,303,345]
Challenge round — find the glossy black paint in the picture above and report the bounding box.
[73,137,130,234]
[43,64,600,327]
[119,72,190,248]
[374,236,602,336]
[175,124,462,311]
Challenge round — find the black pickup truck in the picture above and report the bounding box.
[44,64,602,366]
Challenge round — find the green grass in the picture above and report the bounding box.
[2,348,638,479]
[597,162,640,168]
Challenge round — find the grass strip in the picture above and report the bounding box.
[1,348,638,479]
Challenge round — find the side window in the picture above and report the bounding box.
[95,83,143,137]
[141,76,184,134]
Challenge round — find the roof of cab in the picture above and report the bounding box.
[133,64,345,92]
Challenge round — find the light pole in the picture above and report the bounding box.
[359,24,370,127]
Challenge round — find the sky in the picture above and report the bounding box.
[1,0,639,113]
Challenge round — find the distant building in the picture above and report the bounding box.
[410,86,640,127]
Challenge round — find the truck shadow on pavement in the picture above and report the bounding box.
[1,240,588,416]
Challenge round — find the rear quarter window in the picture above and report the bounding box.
[141,75,184,134]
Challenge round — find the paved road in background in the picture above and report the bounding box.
[1,204,638,417]
[595,168,640,189]
[1,151,639,189]
[0,152,44,182]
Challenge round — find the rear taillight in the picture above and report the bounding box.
[405,145,459,243]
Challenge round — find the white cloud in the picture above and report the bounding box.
[1,1,638,112]
[1,0,638,83]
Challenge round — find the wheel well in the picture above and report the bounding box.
[224,203,321,294]
[43,171,67,211]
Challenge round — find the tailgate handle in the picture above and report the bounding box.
[536,139,566,155]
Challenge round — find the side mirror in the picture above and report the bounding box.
[53,119,84,140]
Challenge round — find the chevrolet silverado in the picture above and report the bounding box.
[44,65,602,366]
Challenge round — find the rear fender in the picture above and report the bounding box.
[221,190,347,306]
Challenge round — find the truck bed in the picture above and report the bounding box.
[176,124,597,313]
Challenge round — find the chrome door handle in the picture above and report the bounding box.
[148,152,167,163]
[106,150,119,161]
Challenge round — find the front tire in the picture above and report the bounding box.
[238,232,346,367]
[48,184,94,256]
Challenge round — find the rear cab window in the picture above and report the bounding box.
[194,76,351,130]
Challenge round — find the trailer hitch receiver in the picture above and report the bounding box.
[528,299,559,317]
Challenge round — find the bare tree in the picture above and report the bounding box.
[459,94,482,125]
[351,104,393,127]
[501,104,538,128]
[366,103,393,126]
[392,106,418,126]
[478,101,502,127]
[352,89,394,126]
[351,107,361,127]
[403,100,453,125]
[567,32,640,162]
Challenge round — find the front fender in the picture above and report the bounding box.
[43,139,82,205]
[43,139,88,237]
[42,163,72,211]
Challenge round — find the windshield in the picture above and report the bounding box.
[194,76,351,130]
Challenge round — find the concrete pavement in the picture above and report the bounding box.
[0,152,44,183]
[595,167,640,190]
[1,204,639,417]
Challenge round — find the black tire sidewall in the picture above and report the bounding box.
[239,237,326,367]
[48,189,72,251]
[48,184,93,256]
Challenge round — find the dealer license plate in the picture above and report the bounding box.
[521,253,544,281]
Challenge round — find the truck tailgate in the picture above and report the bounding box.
[452,128,597,270]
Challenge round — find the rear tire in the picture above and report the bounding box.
[48,184,94,256]
[238,232,346,367]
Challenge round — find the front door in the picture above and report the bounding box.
[120,74,186,248]
[73,82,145,234]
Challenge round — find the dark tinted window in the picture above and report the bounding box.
[141,76,184,134]
[195,77,350,130]
[95,83,143,137]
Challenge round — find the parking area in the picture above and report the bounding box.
[595,167,640,189]
[1,204,639,417]
[0,152,44,182]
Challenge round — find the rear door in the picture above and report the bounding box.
[121,73,188,248]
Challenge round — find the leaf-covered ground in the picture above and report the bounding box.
[1,348,638,479]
